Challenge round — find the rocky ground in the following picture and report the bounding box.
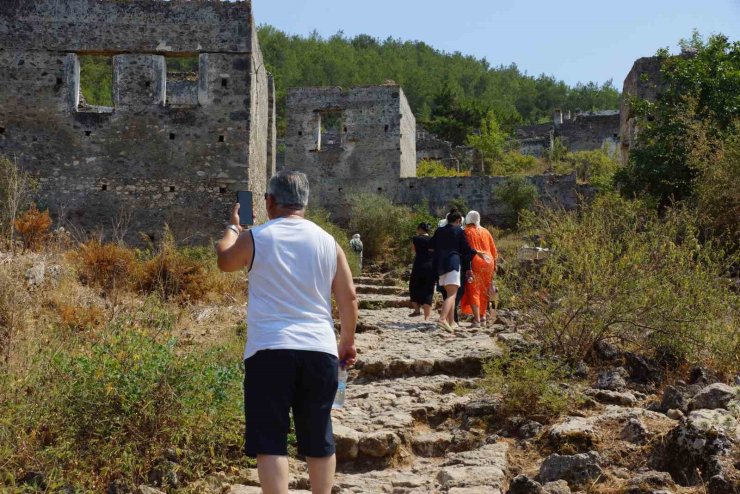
[169,273,739,494]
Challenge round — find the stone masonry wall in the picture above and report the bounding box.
[395,173,584,226]
[559,112,620,153]
[0,0,270,244]
[515,112,620,157]
[284,85,416,213]
[620,56,663,164]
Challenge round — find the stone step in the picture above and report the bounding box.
[359,295,410,310]
[353,276,399,287]
[353,317,501,381]
[355,284,407,296]
[335,444,509,492]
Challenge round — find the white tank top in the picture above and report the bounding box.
[244,217,338,360]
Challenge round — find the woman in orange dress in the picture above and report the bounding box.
[460,211,497,327]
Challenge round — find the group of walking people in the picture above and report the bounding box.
[409,208,498,332]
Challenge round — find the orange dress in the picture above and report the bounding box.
[460,225,497,315]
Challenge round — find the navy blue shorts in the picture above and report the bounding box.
[243,349,338,458]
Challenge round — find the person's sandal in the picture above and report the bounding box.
[408,312,421,317]
[470,321,481,328]
[436,320,453,332]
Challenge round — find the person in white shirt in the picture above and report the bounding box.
[216,171,358,494]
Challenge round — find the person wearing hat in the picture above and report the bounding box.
[349,233,363,272]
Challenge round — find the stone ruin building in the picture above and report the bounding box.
[0,0,275,244]
[514,109,621,158]
[284,85,586,225]
[619,56,664,164]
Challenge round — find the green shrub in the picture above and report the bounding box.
[493,176,538,228]
[348,194,437,266]
[483,349,581,422]
[417,159,468,177]
[553,146,620,190]
[0,318,245,491]
[348,193,413,261]
[306,208,361,275]
[515,194,738,374]
[488,150,544,176]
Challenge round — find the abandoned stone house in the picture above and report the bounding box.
[619,56,664,164]
[514,109,621,158]
[284,85,587,225]
[0,0,275,244]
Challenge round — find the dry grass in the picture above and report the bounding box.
[13,205,52,252]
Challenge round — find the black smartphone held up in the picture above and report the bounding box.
[236,191,254,226]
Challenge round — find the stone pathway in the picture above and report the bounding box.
[222,274,517,493]
[191,274,740,494]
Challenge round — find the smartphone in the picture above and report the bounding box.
[236,191,254,226]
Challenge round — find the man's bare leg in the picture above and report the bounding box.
[257,455,290,494]
[422,303,431,320]
[439,285,457,325]
[306,455,336,494]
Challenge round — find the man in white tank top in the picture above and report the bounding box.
[216,171,358,494]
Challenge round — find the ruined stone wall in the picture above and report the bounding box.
[515,112,620,156]
[0,0,270,244]
[394,173,584,225]
[620,56,663,164]
[266,74,277,182]
[559,112,620,153]
[284,85,416,212]
[515,123,553,157]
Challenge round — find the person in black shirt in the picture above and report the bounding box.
[408,222,435,319]
[429,211,474,331]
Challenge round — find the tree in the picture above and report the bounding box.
[616,33,740,207]
[466,111,507,173]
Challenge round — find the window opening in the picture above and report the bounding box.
[84,130,92,137]
[101,184,108,191]
[218,135,225,142]
[169,133,176,140]
[78,55,114,111]
[169,186,176,192]
[317,110,343,151]
[166,55,199,107]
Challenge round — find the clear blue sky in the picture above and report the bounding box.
[252,0,739,88]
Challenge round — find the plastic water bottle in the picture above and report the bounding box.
[332,364,348,409]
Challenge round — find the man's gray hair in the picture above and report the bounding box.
[267,171,310,209]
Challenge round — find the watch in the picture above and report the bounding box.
[227,224,240,235]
